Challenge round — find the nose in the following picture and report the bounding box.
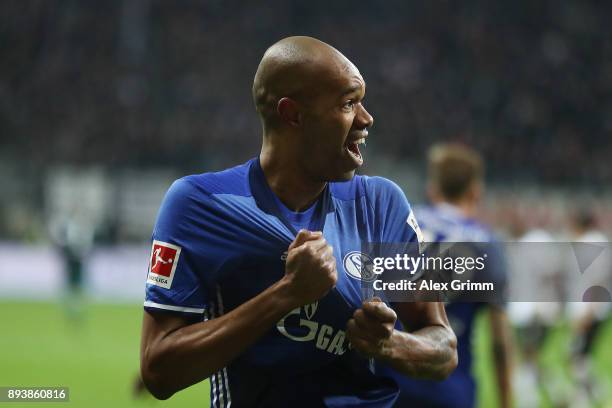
[357,103,374,129]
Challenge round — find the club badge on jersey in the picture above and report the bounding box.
[147,240,182,289]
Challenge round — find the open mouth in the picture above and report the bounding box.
[345,137,366,164]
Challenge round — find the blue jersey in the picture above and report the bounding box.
[144,157,422,408]
[386,203,507,408]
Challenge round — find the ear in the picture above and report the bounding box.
[277,97,301,126]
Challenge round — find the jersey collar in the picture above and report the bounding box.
[248,157,355,313]
[248,157,335,236]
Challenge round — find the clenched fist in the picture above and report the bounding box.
[346,297,397,359]
[283,229,337,308]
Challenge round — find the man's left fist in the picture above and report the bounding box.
[346,297,397,359]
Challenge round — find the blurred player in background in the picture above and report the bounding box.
[49,208,96,324]
[505,209,564,407]
[387,143,513,408]
[139,36,457,407]
[565,206,611,406]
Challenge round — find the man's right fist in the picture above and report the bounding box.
[283,229,337,307]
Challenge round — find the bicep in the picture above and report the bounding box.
[391,301,451,332]
[141,310,199,356]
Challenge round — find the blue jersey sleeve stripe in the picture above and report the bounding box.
[143,300,205,314]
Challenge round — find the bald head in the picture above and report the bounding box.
[252,36,356,130]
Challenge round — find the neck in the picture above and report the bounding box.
[457,201,477,218]
[259,144,326,212]
[437,198,477,218]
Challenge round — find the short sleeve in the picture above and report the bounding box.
[365,177,425,281]
[144,178,208,315]
[365,177,424,247]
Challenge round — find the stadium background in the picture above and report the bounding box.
[1,1,611,407]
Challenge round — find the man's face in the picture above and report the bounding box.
[297,61,374,182]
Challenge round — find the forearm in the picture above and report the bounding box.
[141,279,296,399]
[379,325,457,380]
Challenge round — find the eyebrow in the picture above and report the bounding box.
[341,83,365,97]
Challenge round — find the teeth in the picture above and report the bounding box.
[356,138,365,145]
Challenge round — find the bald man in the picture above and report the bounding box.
[140,36,457,407]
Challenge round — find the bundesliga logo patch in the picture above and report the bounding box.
[147,240,181,289]
[407,210,425,252]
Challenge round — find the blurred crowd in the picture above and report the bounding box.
[2,0,611,182]
[1,0,612,242]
